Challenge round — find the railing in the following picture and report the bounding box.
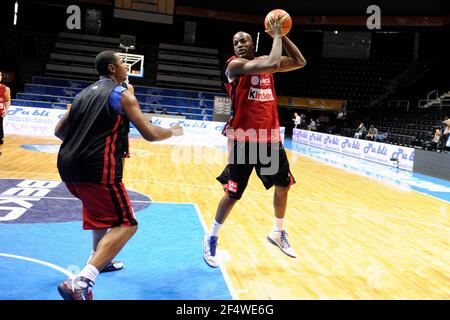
[427,89,439,102]
[418,98,450,110]
[418,89,439,108]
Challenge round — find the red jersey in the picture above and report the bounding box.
[0,84,7,112]
[223,56,280,142]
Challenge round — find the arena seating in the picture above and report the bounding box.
[11,76,224,121]
[339,104,447,148]
[46,32,122,80]
[277,56,446,149]
[156,43,222,92]
[276,58,410,111]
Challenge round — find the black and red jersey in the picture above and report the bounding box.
[223,56,281,142]
[57,78,130,183]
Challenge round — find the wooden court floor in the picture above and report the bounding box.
[0,135,449,299]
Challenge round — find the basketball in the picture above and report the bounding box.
[264,9,292,35]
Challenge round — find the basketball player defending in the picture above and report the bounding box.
[89,77,134,273]
[203,19,306,267]
[55,51,183,300]
[66,78,135,273]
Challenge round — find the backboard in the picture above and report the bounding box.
[117,52,145,78]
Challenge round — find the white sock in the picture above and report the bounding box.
[274,217,284,232]
[210,220,222,237]
[77,264,99,283]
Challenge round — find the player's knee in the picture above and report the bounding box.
[275,185,290,196]
[127,225,138,237]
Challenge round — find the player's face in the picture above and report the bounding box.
[233,32,254,59]
[0,72,2,82]
[113,55,128,82]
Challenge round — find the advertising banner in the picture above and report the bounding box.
[292,129,414,171]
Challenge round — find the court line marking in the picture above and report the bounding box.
[128,180,450,232]
[149,183,449,232]
[155,201,238,300]
[0,199,236,299]
[4,164,450,206]
[0,253,73,278]
[284,142,450,204]
[0,199,237,300]
[0,177,447,231]
[192,203,238,300]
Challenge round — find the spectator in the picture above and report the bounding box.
[354,122,367,139]
[366,125,378,141]
[292,112,300,129]
[440,116,449,133]
[438,119,450,152]
[307,118,316,131]
[422,128,441,151]
[375,131,388,142]
[299,114,307,129]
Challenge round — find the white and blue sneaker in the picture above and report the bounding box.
[203,234,219,268]
[267,230,297,258]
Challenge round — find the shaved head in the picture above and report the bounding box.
[233,31,252,42]
[232,31,255,59]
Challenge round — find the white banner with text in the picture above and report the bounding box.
[4,106,67,137]
[292,129,414,171]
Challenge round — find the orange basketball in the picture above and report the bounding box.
[264,9,292,35]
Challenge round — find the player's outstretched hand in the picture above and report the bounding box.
[170,124,184,136]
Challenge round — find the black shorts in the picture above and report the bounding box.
[217,140,295,200]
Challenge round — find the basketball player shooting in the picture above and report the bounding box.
[203,12,307,268]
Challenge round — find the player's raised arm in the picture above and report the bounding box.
[120,90,183,141]
[227,21,284,78]
[277,36,307,72]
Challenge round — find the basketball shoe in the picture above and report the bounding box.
[57,276,94,300]
[100,261,124,273]
[203,234,219,268]
[267,230,297,258]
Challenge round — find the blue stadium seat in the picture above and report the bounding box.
[14,76,222,121]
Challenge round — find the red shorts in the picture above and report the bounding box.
[65,182,138,230]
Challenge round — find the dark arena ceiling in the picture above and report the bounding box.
[175,0,447,16]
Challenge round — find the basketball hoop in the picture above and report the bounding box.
[118,35,144,78]
[117,52,145,78]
